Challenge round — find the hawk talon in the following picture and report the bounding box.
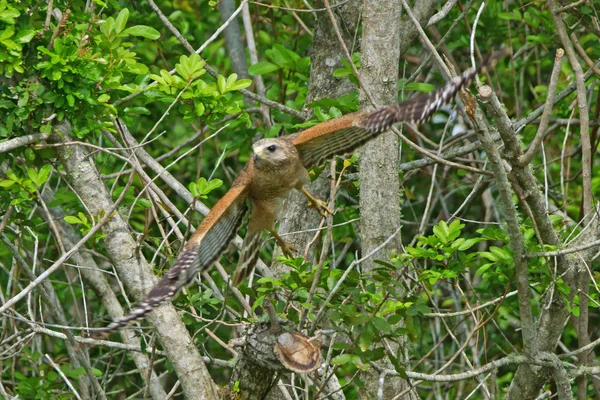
[301,187,333,217]
[270,229,297,258]
[306,198,332,217]
[278,241,297,258]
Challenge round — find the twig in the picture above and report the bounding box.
[44,0,54,31]
[399,0,451,79]
[519,48,565,166]
[477,86,535,354]
[514,57,600,131]
[527,237,600,258]
[556,0,586,12]
[569,32,600,77]
[427,0,458,27]
[45,354,83,400]
[394,127,492,176]
[0,133,49,153]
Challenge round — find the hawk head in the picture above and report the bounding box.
[252,138,297,169]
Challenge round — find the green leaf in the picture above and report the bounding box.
[433,221,449,244]
[101,16,116,39]
[37,165,52,185]
[217,75,227,94]
[205,179,223,193]
[475,263,494,276]
[571,306,580,317]
[0,179,15,188]
[27,168,39,185]
[115,8,129,33]
[248,61,280,76]
[228,78,252,92]
[331,354,352,365]
[98,94,110,103]
[122,25,160,40]
[64,216,83,224]
[404,82,436,93]
[0,4,20,24]
[373,316,391,333]
[480,252,498,262]
[458,238,480,251]
[15,29,35,43]
[1,38,18,50]
[124,107,151,115]
[490,246,511,261]
[0,26,14,41]
[77,212,88,225]
[333,67,352,78]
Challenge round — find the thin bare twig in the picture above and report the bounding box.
[519,48,565,166]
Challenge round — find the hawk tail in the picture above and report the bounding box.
[232,231,264,286]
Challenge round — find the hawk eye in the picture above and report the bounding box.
[267,144,277,152]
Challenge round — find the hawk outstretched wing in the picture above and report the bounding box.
[92,166,251,338]
[291,66,481,169]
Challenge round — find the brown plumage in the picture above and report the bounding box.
[92,63,485,338]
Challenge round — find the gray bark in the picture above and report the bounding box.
[357,1,406,399]
[357,0,438,398]
[50,121,218,400]
[305,0,361,105]
[358,0,402,271]
[230,323,295,399]
[218,0,250,80]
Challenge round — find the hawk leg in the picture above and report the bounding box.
[300,187,332,217]
[269,229,297,258]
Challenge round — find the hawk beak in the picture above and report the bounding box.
[253,148,267,160]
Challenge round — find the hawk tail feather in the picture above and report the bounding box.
[232,231,264,286]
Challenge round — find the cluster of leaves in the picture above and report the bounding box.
[12,349,101,399]
[0,3,251,140]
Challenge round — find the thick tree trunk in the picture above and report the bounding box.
[357,0,437,398]
[357,1,406,398]
[218,0,250,79]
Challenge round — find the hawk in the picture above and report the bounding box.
[93,64,484,337]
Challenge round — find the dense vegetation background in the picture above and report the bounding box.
[1,0,599,398]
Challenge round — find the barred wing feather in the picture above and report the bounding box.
[292,66,481,168]
[92,168,251,337]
